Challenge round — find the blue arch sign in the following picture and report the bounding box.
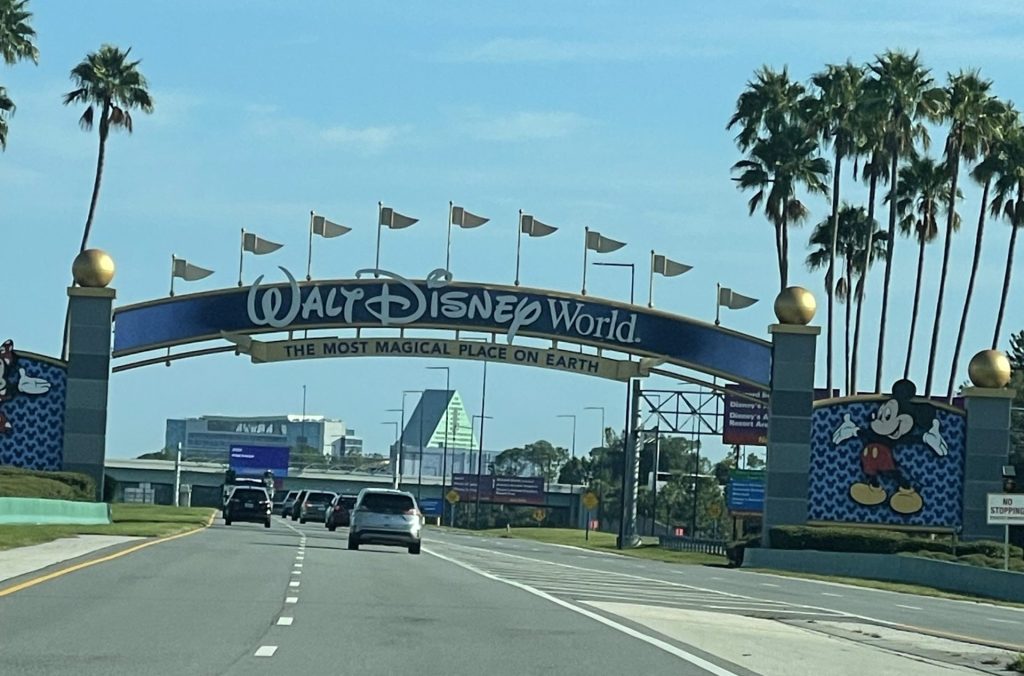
[112,268,771,387]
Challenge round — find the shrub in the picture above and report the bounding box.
[0,466,95,501]
[770,525,908,554]
[957,540,1023,559]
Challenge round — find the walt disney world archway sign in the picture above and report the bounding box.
[110,267,773,388]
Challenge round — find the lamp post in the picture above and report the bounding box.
[426,366,451,509]
[556,414,577,458]
[386,407,404,489]
[380,420,399,479]
[400,390,422,490]
[592,261,636,304]
[472,414,494,529]
[583,406,605,450]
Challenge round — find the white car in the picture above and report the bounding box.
[348,488,423,555]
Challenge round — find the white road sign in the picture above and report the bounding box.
[986,493,1024,525]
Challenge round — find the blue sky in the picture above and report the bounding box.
[2,1,1022,462]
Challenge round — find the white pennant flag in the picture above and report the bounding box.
[653,253,692,277]
[586,229,627,254]
[718,287,758,310]
[451,205,489,229]
[520,213,558,237]
[379,206,418,229]
[243,232,284,255]
[312,214,351,238]
[172,258,214,282]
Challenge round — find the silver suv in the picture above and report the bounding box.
[348,488,422,555]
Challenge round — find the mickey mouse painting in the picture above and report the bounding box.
[831,379,948,515]
[0,339,53,433]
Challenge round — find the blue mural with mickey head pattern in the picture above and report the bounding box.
[0,341,67,472]
[809,380,966,529]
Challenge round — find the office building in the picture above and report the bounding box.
[165,414,359,462]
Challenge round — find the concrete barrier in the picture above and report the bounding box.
[744,548,1024,603]
[0,497,111,525]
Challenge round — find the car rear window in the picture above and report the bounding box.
[341,497,357,508]
[360,493,415,513]
[307,492,334,503]
[232,489,267,500]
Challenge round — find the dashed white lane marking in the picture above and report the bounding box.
[426,548,742,676]
[988,618,1019,624]
[254,646,277,657]
[276,617,294,626]
[760,583,780,588]
[896,604,921,610]
[292,571,302,575]
[822,593,843,598]
[710,577,724,581]
[289,581,300,588]
[285,597,298,604]
[294,563,303,568]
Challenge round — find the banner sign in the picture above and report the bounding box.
[241,337,640,381]
[722,385,770,446]
[112,268,771,387]
[419,498,443,517]
[228,444,290,478]
[987,494,1024,525]
[726,469,765,512]
[451,473,546,505]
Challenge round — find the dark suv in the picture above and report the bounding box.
[223,487,272,528]
[298,490,336,524]
[288,490,309,520]
[325,494,357,530]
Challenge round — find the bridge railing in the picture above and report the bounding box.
[658,535,728,557]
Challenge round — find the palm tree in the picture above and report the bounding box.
[727,65,805,152]
[923,72,999,395]
[948,101,1017,396]
[863,50,946,391]
[849,111,891,394]
[989,123,1024,349]
[0,0,38,150]
[0,85,11,149]
[807,205,886,391]
[0,0,37,65]
[805,62,864,394]
[732,121,830,290]
[891,156,958,379]
[62,45,153,253]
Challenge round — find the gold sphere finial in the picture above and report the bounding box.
[72,248,116,288]
[968,349,1011,388]
[774,286,816,325]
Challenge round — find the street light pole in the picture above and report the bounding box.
[380,421,399,477]
[584,406,605,449]
[472,413,493,529]
[399,390,422,490]
[592,262,636,305]
[557,414,577,458]
[385,408,403,489]
[426,366,451,513]
[415,391,425,500]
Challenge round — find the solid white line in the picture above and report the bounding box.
[425,548,742,676]
[289,581,300,588]
[254,646,277,657]
[276,617,294,626]
[285,597,298,604]
[896,604,922,610]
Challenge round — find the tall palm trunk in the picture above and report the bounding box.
[925,148,961,395]
[80,103,110,253]
[826,149,844,393]
[774,222,785,292]
[875,149,901,392]
[850,169,879,394]
[781,208,790,289]
[948,178,991,398]
[992,186,1022,348]
[845,256,854,390]
[904,223,929,378]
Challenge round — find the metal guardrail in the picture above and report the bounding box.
[658,535,728,557]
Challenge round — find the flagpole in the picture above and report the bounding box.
[514,209,523,286]
[306,210,315,282]
[237,228,245,287]
[647,250,655,308]
[375,202,383,278]
[170,255,176,297]
[715,282,721,326]
[581,227,590,295]
[446,201,453,272]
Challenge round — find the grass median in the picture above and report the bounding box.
[0,504,217,551]
[470,527,725,566]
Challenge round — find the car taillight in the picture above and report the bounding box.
[404,509,420,516]
[304,502,312,508]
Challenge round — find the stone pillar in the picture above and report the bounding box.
[762,287,819,548]
[960,349,1016,541]
[62,250,117,502]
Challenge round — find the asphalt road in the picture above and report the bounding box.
[1,519,1020,676]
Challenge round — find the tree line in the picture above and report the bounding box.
[1,0,153,254]
[730,50,1021,399]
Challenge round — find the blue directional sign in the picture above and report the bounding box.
[727,470,765,513]
[418,498,443,517]
[228,445,290,477]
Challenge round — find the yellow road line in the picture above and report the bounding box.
[0,525,208,598]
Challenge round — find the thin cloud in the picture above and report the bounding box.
[442,36,726,63]
[320,124,409,153]
[462,111,591,141]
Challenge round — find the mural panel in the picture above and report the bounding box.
[808,380,966,529]
[0,340,67,471]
